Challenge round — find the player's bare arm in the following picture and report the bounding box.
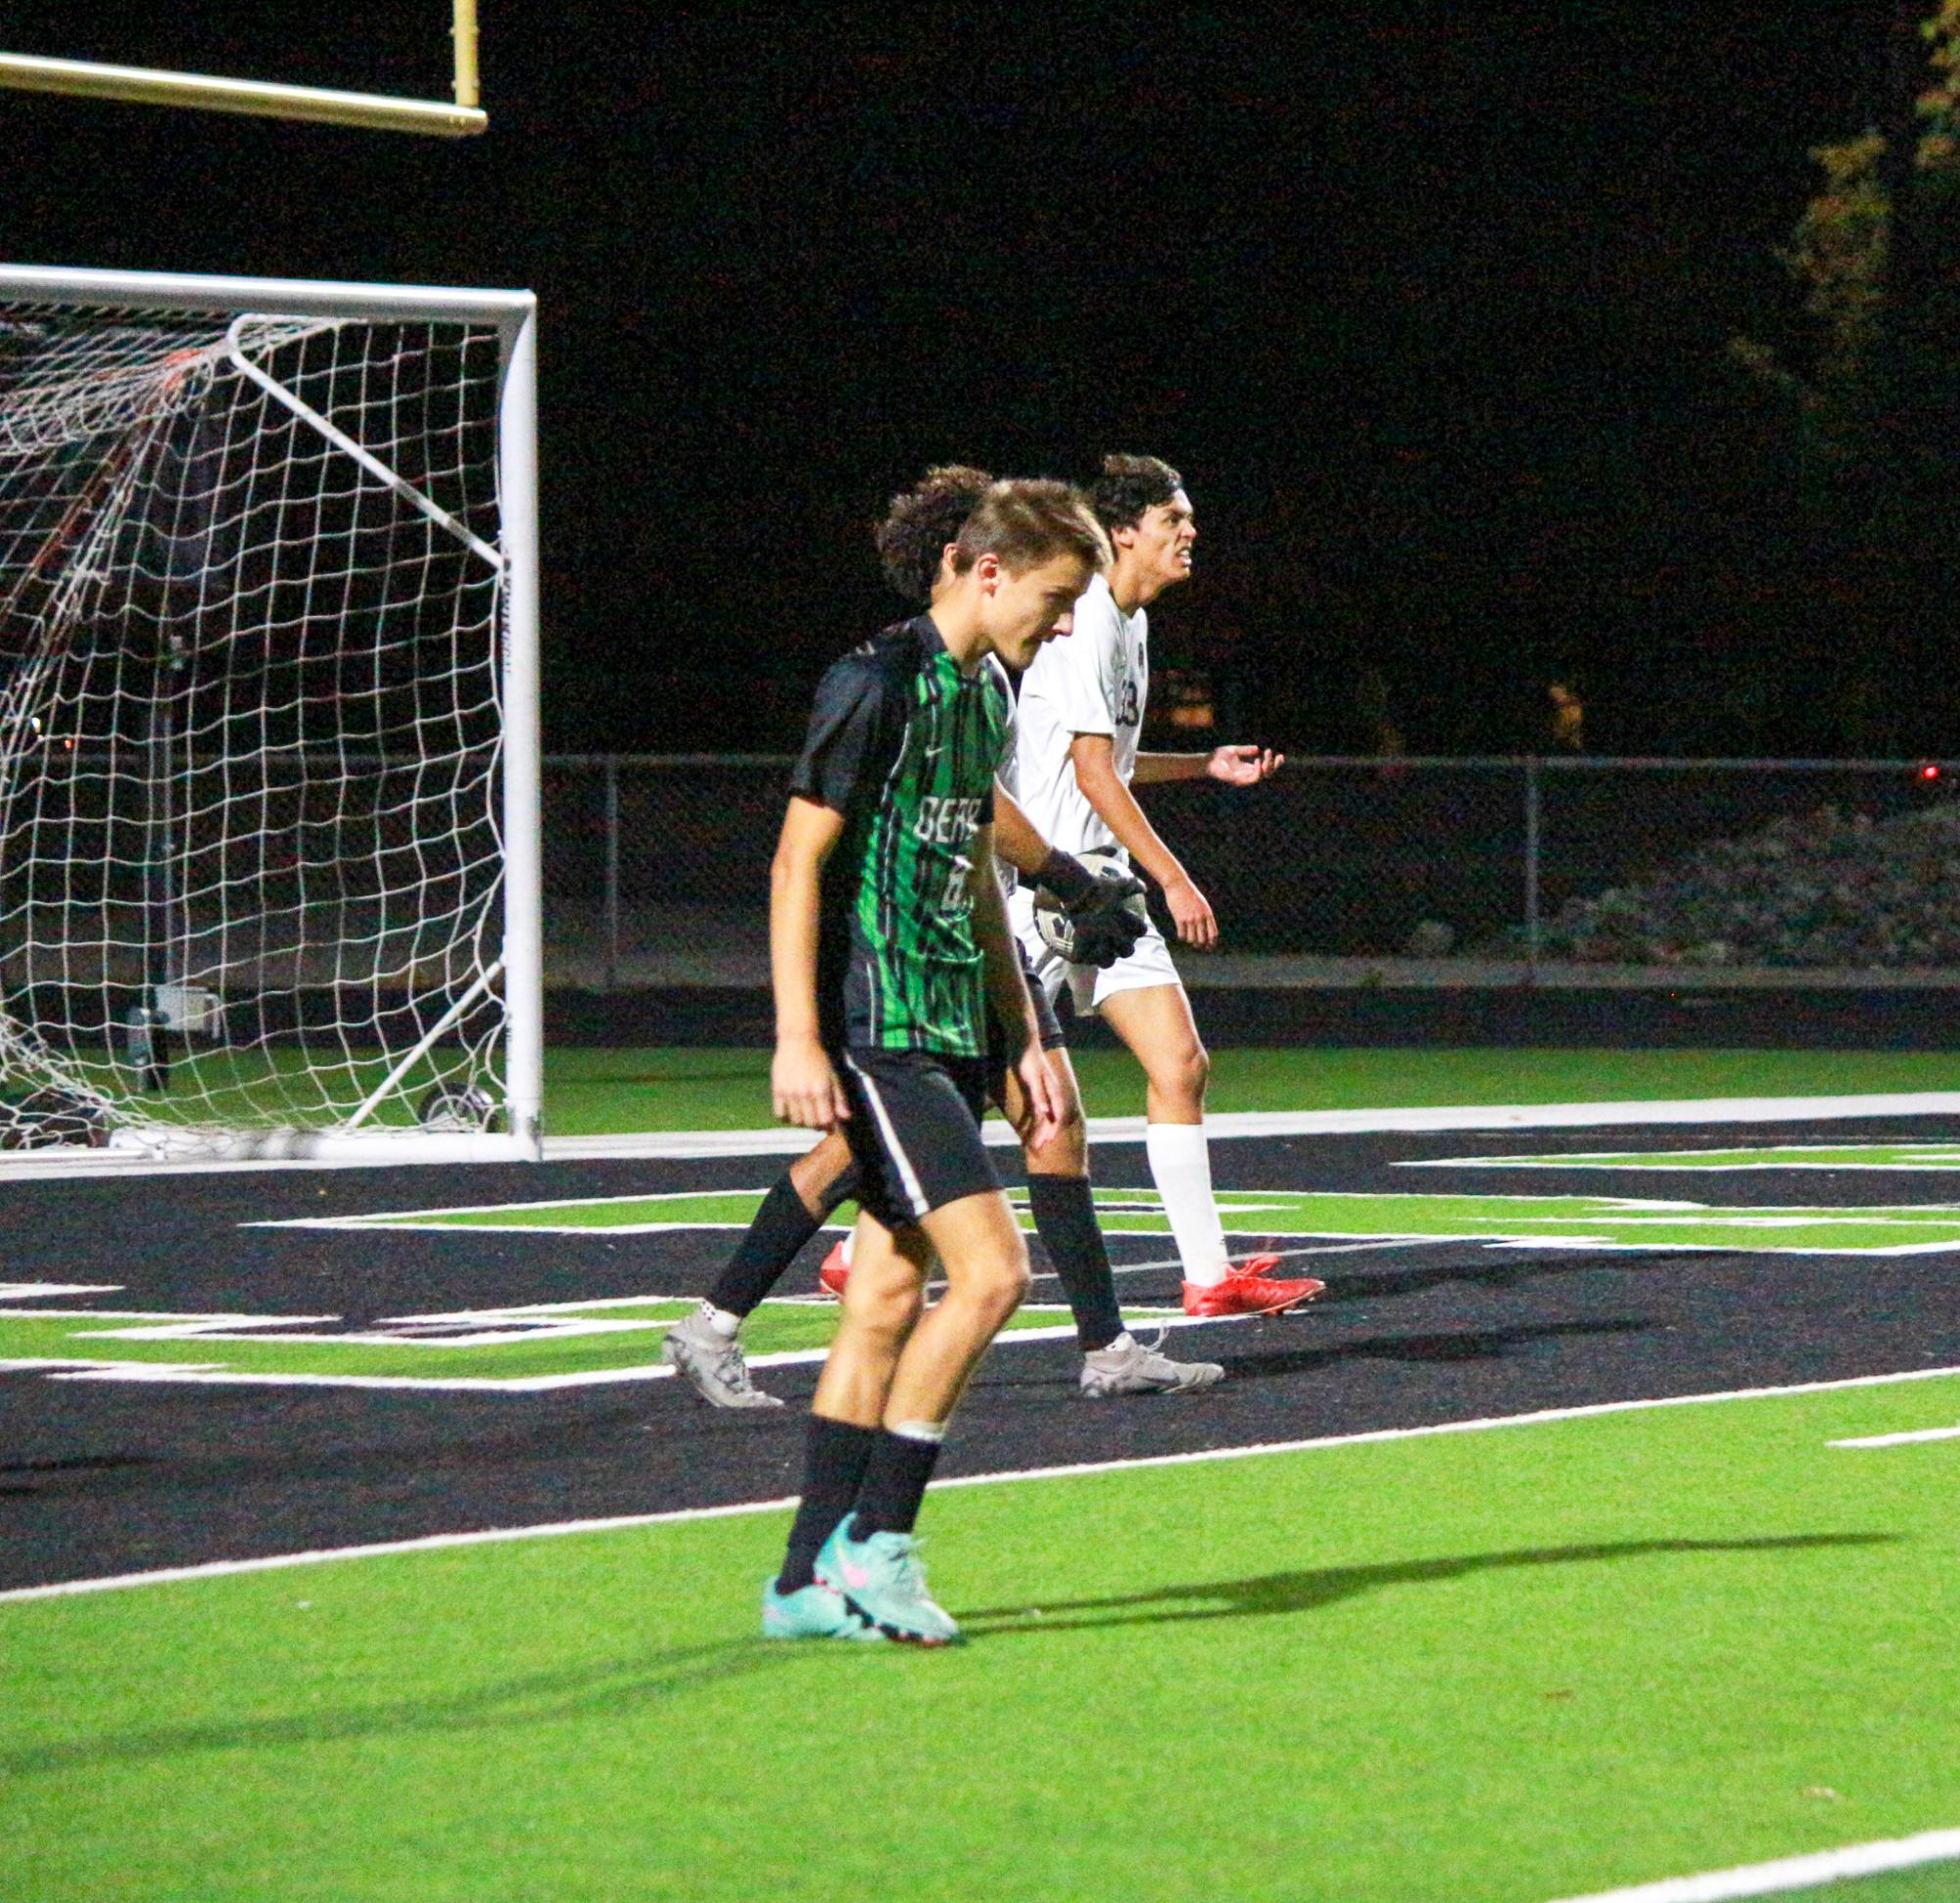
[1131,744,1285,786]
[768,794,851,1129]
[989,782,1055,877]
[970,823,1063,1149]
[1068,731,1219,949]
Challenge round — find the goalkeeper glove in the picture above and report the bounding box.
[1034,849,1149,970]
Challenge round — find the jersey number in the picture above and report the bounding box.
[940,858,973,916]
[1118,679,1140,728]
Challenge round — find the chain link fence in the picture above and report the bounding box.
[541,756,1960,987]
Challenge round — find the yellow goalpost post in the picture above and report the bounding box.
[0,0,486,137]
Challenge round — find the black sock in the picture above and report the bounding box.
[1027,1172,1125,1352]
[708,1163,860,1317]
[778,1415,879,1593]
[849,1429,944,1540]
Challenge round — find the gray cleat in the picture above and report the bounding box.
[1079,1332,1225,1398]
[661,1306,784,1409]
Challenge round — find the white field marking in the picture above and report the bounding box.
[1542,1825,1960,1902]
[13,1092,1960,1182]
[1480,1235,1960,1260]
[251,1185,1960,1256]
[38,1311,1213,1395]
[3,1308,330,1326]
[1831,1423,1960,1448]
[539,1094,1960,1161]
[86,1317,666,1351]
[248,1185,779,1233]
[1,1360,226,1377]
[7,1360,1960,1605]
[0,1284,122,1301]
[1407,1144,1960,1172]
[265,1219,763,1236]
[1,1292,1178,1394]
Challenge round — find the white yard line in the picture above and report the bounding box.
[10,1093,1960,1180]
[30,1309,1232,1396]
[548,1094,1960,1160]
[1543,1826,1960,1901]
[5,1360,1957,1605]
[0,1284,121,1300]
[37,1320,1093,1394]
[1830,1424,1960,1448]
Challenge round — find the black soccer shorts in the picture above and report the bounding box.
[837,1046,1001,1229]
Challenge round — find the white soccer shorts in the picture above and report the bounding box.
[1008,886,1182,1018]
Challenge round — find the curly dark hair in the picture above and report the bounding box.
[1091,453,1183,536]
[874,464,994,604]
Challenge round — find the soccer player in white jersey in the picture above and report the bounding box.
[1010,454,1323,1318]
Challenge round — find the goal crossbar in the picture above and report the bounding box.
[0,5,486,138]
[0,264,532,327]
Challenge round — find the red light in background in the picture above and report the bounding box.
[1920,764,1940,781]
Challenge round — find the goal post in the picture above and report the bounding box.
[0,1,487,138]
[0,263,543,1165]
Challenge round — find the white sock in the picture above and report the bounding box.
[1090,1332,1136,1358]
[889,1419,946,1445]
[703,1303,742,1340]
[1145,1121,1230,1286]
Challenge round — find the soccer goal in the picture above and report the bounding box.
[0,264,542,1165]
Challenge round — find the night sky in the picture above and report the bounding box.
[0,4,1908,754]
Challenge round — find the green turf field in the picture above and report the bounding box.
[63,1044,1959,1141]
[5,1375,1958,1903]
[541,1046,1960,1135]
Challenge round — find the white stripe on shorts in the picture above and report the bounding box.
[842,1053,930,1218]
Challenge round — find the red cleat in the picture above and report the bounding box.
[1182,1254,1324,1317]
[817,1241,851,1300]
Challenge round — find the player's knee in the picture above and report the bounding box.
[1151,1039,1209,1106]
[850,1275,923,1347]
[1024,1082,1084,1164]
[971,1238,1029,1324]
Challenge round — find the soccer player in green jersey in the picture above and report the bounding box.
[664,467,1223,1407]
[761,479,1107,1645]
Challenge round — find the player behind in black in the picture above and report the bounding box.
[759,478,1106,1644]
[663,468,1223,1408]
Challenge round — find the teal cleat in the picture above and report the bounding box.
[814,1523,962,1646]
[761,1575,882,1641]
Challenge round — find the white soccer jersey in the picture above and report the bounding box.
[1013,571,1146,859]
[986,652,1019,802]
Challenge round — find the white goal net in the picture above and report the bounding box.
[0,267,542,1163]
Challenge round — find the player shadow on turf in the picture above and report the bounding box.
[1303,1250,1727,1303]
[956,1532,1897,1640]
[1210,1314,1655,1381]
[0,1637,820,1781]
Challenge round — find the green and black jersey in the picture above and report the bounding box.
[789,615,1014,1058]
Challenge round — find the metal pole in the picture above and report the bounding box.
[604,758,621,990]
[498,303,545,1159]
[1523,756,1543,973]
[0,52,487,137]
[453,0,481,109]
